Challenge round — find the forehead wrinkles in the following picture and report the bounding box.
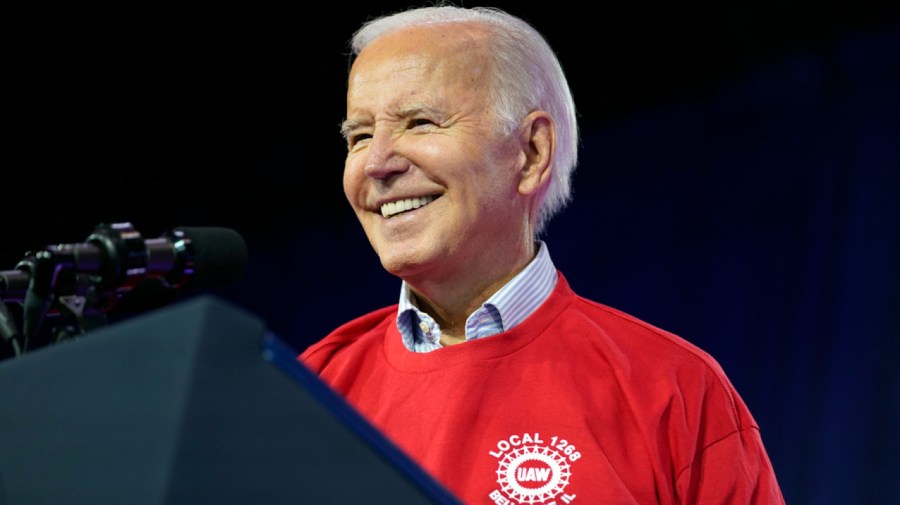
[345,57,432,128]
[347,25,495,116]
[351,50,424,85]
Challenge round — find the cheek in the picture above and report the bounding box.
[473,145,519,192]
[342,159,362,204]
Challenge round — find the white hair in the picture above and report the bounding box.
[350,4,579,235]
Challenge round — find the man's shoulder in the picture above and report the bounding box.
[328,304,398,339]
[298,305,397,367]
[565,295,756,425]
[567,294,729,380]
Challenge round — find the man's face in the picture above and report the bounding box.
[342,24,530,284]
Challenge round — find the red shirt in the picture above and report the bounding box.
[300,273,785,504]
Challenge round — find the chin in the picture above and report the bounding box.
[371,230,450,278]
[379,255,421,278]
[377,247,435,279]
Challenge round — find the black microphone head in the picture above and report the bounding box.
[170,226,249,289]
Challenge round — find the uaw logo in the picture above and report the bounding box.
[488,433,580,505]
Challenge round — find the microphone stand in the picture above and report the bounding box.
[20,249,111,352]
[2,220,247,360]
[3,222,150,357]
[0,301,22,357]
[1,256,33,357]
[2,255,115,358]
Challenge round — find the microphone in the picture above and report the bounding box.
[2,222,249,348]
[126,225,249,292]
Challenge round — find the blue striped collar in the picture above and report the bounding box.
[396,241,558,352]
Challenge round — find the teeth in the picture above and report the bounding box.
[381,196,437,218]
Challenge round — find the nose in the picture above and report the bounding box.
[363,129,409,180]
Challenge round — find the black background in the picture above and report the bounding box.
[6,1,896,257]
[4,2,900,504]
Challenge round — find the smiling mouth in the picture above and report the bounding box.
[381,196,438,218]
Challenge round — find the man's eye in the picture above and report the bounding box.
[409,118,436,128]
[348,133,372,147]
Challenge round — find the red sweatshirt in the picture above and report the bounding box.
[300,273,785,504]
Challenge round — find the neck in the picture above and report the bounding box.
[408,240,538,344]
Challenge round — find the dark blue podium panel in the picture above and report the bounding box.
[0,295,460,505]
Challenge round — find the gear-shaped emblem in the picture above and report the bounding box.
[495,444,571,504]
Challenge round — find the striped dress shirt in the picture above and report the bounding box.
[396,241,558,353]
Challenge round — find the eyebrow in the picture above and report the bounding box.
[340,118,364,139]
[340,103,445,138]
[397,103,444,120]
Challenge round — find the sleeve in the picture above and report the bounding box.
[675,426,786,505]
[297,340,330,374]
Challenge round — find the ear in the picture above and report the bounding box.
[517,111,555,196]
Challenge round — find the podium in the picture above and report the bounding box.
[0,296,461,505]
